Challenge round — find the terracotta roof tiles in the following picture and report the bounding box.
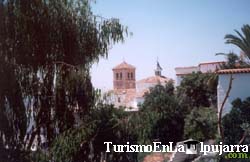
[113,61,135,70]
[137,75,171,84]
[217,68,250,74]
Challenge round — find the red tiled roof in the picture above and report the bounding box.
[137,75,172,84]
[217,68,250,74]
[112,61,135,70]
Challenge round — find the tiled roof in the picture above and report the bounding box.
[137,75,172,84]
[217,68,250,74]
[113,61,135,70]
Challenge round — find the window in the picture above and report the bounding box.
[118,97,121,103]
[131,73,133,79]
[116,73,119,80]
[120,73,122,79]
[127,73,130,79]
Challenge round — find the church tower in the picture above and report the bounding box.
[112,61,136,89]
[155,61,162,76]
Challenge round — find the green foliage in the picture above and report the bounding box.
[225,24,250,60]
[220,98,250,162]
[0,0,128,161]
[132,110,159,145]
[217,52,250,69]
[50,104,138,162]
[51,124,94,162]
[219,52,242,69]
[0,55,28,162]
[223,97,250,145]
[184,107,217,141]
[176,72,218,143]
[140,81,184,144]
[177,72,217,109]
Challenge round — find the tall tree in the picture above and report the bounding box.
[225,24,250,61]
[177,72,217,109]
[223,97,250,145]
[0,0,128,161]
[51,104,138,162]
[140,82,184,144]
[216,52,250,69]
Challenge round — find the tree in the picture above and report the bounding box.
[216,52,250,69]
[218,98,250,162]
[225,24,250,61]
[177,72,217,109]
[223,97,250,145]
[0,0,128,161]
[184,107,217,141]
[140,81,184,144]
[51,103,138,162]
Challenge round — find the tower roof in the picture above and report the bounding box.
[113,61,136,70]
[156,61,162,71]
[155,61,162,76]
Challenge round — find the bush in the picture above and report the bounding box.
[184,107,217,141]
[223,97,250,145]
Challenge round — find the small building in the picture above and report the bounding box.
[175,61,225,86]
[217,68,250,116]
[175,66,199,86]
[198,61,224,73]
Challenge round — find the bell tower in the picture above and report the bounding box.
[112,61,136,89]
[155,61,162,76]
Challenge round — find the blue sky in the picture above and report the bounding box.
[90,0,250,90]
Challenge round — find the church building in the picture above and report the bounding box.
[113,61,136,89]
[107,61,173,111]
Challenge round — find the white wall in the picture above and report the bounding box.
[134,97,144,107]
[136,82,159,93]
[175,66,199,86]
[217,73,250,116]
[199,63,221,73]
[176,76,183,86]
[175,66,199,75]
